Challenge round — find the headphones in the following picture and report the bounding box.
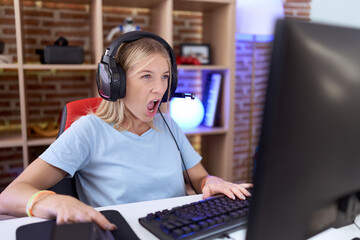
[96,31,178,102]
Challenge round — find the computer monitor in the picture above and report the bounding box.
[246,19,360,240]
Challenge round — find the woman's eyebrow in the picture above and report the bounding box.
[138,70,153,74]
[137,70,169,75]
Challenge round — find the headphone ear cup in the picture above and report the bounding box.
[171,67,178,99]
[114,64,126,99]
[161,45,178,102]
[97,57,127,102]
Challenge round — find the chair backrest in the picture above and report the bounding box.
[57,97,102,137]
[49,97,102,198]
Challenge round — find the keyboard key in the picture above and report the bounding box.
[169,220,183,228]
[190,216,206,222]
[181,226,192,234]
[160,222,175,233]
[172,229,183,238]
[213,216,223,224]
[221,214,231,222]
[189,223,200,232]
[206,219,216,226]
[198,221,209,229]
[230,212,240,219]
[146,213,155,221]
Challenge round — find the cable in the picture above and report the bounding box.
[158,109,199,195]
[220,233,236,239]
[354,217,360,231]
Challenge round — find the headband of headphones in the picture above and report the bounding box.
[96,31,178,102]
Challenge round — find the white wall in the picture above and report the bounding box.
[236,0,284,35]
[311,0,360,29]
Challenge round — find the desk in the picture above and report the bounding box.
[1,194,360,240]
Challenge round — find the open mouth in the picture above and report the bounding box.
[147,99,160,113]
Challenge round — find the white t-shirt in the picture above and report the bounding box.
[40,114,201,207]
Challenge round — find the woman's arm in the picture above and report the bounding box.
[0,158,116,230]
[186,162,253,200]
[0,158,65,217]
[183,162,208,194]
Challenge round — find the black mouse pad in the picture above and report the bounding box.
[16,210,140,240]
[101,210,140,240]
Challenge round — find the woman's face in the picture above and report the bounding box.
[124,53,169,123]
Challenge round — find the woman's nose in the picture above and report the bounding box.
[152,77,168,93]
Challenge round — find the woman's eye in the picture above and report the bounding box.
[142,74,151,79]
[162,74,170,80]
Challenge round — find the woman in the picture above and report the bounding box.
[0,33,252,231]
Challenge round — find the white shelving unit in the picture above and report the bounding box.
[0,0,236,181]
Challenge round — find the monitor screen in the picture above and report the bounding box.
[246,19,360,240]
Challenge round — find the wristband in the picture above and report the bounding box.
[201,175,211,190]
[26,190,55,217]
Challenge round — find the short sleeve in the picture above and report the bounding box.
[39,115,96,176]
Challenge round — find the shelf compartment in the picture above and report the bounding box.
[0,0,18,65]
[23,64,97,70]
[0,145,24,192]
[20,1,97,65]
[24,69,95,135]
[0,68,22,149]
[28,145,49,165]
[174,0,235,67]
[176,68,230,129]
[102,0,172,46]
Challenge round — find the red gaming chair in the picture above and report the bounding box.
[49,97,102,198]
[57,97,102,138]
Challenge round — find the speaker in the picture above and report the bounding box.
[96,31,178,102]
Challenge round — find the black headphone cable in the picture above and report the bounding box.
[158,109,199,195]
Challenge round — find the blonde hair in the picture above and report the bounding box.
[94,38,172,131]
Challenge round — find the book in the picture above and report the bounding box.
[202,72,222,127]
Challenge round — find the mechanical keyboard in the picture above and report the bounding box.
[138,194,251,240]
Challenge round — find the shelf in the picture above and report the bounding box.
[174,0,235,12]
[35,0,90,3]
[103,0,165,8]
[184,126,227,136]
[23,64,97,70]
[27,137,56,147]
[178,65,228,70]
[1,64,98,70]
[0,64,19,69]
[0,131,23,148]
[0,132,56,148]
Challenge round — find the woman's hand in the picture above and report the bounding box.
[202,175,253,200]
[32,193,117,231]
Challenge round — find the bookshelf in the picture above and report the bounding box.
[0,0,236,181]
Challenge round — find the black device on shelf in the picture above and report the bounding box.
[246,19,360,240]
[36,37,84,64]
[139,194,251,240]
